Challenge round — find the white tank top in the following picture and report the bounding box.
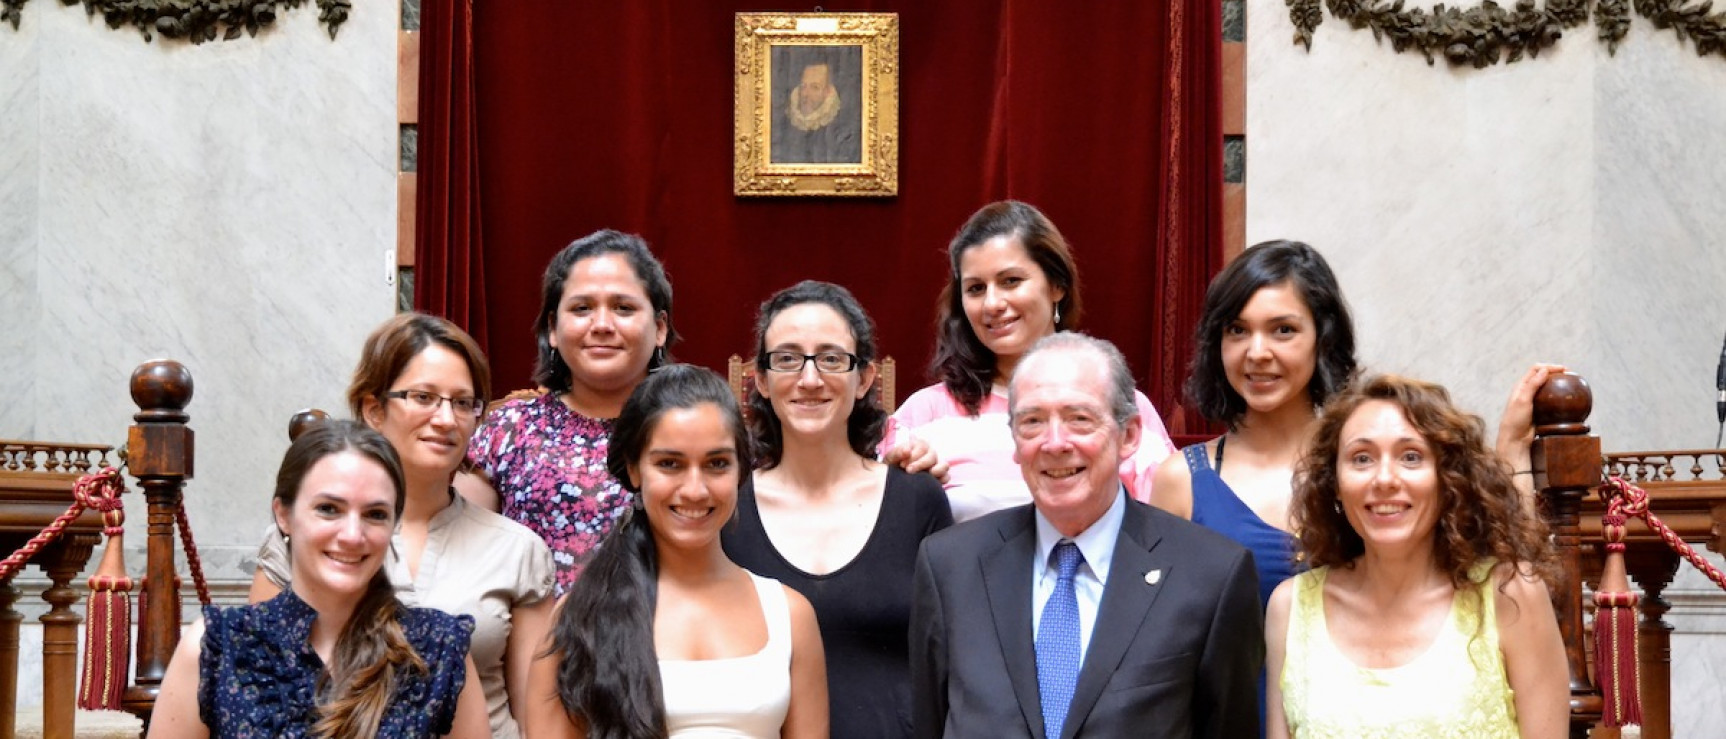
[659,574,792,738]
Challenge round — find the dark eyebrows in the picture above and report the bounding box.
[646,447,736,458]
[307,492,392,510]
[769,342,852,352]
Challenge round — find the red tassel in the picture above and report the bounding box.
[79,497,133,712]
[78,584,131,710]
[1592,510,1641,728]
[1592,590,1641,727]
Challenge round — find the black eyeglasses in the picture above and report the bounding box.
[383,390,486,419]
[762,350,863,374]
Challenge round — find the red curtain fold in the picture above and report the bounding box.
[1156,0,1227,438]
[425,0,1222,421]
[414,0,488,352]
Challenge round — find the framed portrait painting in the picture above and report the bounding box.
[734,12,899,197]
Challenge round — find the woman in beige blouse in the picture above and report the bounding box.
[249,313,555,738]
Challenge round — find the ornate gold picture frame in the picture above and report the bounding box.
[734,12,899,197]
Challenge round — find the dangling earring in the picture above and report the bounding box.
[1053,303,1062,327]
[651,345,667,369]
[1332,500,1342,516]
[279,528,291,546]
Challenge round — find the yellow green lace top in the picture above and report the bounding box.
[1280,560,1520,738]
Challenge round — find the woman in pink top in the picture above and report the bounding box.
[882,201,1175,522]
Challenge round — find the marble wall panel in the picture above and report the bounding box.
[1665,552,1726,735]
[1246,0,1596,430]
[0,1,40,437]
[1248,2,1726,733]
[20,5,397,596]
[1590,24,1726,452]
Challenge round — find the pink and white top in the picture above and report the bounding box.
[881,384,1176,523]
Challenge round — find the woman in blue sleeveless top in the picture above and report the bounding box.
[1149,240,1358,737]
[1151,240,1358,607]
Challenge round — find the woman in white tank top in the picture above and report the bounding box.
[527,365,829,739]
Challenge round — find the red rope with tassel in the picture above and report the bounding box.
[75,468,131,710]
[0,466,217,712]
[0,467,133,710]
[1594,476,1726,728]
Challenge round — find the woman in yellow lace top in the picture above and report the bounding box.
[1264,375,1567,739]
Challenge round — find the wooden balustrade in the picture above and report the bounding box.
[1534,376,1726,738]
[1580,449,1726,739]
[0,441,112,739]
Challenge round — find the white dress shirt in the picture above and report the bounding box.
[1031,487,1126,666]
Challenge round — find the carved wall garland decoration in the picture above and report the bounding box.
[3,0,351,43]
[1287,0,1726,66]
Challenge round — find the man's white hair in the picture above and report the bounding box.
[1007,331,1139,428]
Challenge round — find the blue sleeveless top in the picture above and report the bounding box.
[1185,442,1299,609]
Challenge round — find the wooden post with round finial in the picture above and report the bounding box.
[288,408,331,442]
[1531,371,1603,737]
[120,360,194,724]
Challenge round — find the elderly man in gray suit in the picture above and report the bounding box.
[911,332,1262,739]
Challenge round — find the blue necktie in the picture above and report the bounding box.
[1036,541,1083,739]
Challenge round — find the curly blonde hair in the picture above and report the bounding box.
[1291,374,1555,591]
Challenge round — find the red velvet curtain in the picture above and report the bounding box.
[421,1,1222,425]
[414,0,488,348]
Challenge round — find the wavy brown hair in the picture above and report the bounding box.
[1292,375,1555,593]
[931,201,1081,415]
[274,420,428,739]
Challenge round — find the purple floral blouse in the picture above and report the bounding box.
[467,392,633,596]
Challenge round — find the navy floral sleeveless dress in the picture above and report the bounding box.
[197,590,473,737]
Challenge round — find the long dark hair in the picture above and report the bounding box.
[1184,240,1356,428]
[748,280,887,467]
[273,420,424,739]
[931,201,1081,415]
[549,365,750,738]
[532,229,679,394]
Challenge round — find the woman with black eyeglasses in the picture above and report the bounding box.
[249,313,555,739]
[722,281,953,739]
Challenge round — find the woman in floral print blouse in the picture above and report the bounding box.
[460,229,678,595]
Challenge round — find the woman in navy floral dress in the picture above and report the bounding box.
[149,421,489,739]
[460,230,679,595]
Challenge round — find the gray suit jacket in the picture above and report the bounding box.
[911,499,1262,739]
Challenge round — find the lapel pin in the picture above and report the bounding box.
[1144,570,1162,586]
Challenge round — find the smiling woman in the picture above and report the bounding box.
[460,229,677,595]
[530,365,829,739]
[882,201,1175,523]
[722,281,951,739]
[1151,240,1358,609]
[149,421,490,739]
[248,313,555,739]
[1264,375,1568,739]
